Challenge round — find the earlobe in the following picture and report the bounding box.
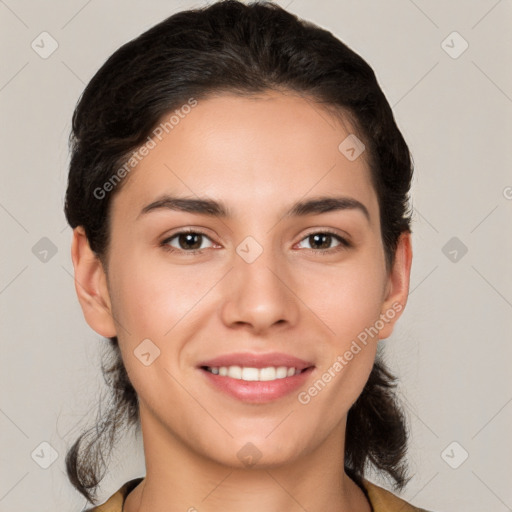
[378,232,413,340]
[71,226,117,338]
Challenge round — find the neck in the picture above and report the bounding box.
[124,405,371,512]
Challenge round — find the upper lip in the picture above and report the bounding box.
[198,352,314,370]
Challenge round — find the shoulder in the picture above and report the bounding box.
[362,479,433,512]
[84,478,144,512]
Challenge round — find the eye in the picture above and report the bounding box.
[161,230,215,254]
[160,229,351,255]
[296,231,351,253]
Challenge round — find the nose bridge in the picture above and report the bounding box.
[235,233,289,300]
[236,236,284,290]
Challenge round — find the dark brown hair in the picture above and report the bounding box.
[64,0,413,504]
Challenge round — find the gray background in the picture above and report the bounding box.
[1,0,511,510]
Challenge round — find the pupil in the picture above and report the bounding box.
[180,233,201,250]
[311,233,331,249]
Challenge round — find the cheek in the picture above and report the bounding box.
[302,253,387,343]
[298,251,385,405]
[108,251,218,338]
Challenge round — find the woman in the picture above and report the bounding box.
[64,1,432,510]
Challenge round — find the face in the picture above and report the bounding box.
[74,90,411,470]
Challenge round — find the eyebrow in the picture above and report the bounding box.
[138,195,370,221]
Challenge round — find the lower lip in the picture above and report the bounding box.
[200,367,315,403]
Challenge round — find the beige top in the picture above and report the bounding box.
[87,477,431,511]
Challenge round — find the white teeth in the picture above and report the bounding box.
[276,366,288,379]
[206,365,301,382]
[259,367,277,381]
[241,367,259,381]
[228,365,242,379]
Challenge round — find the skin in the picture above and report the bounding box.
[71,91,412,512]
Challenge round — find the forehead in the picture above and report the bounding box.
[111,91,378,222]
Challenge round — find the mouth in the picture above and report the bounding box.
[197,352,315,403]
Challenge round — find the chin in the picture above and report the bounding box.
[202,433,308,470]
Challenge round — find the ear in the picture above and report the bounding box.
[378,232,413,340]
[70,226,117,338]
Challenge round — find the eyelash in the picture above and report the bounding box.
[160,228,352,256]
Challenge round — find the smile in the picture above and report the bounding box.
[197,352,315,403]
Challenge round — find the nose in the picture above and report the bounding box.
[219,242,300,335]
